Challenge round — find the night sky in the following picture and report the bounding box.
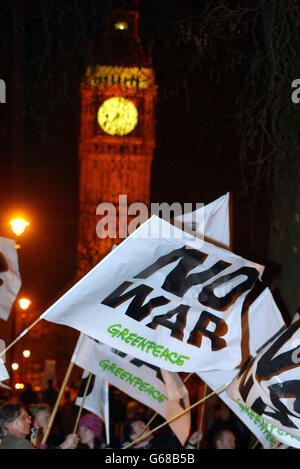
[0,0,299,378]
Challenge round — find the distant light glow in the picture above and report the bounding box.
[9,218,30,236]
[19,298,31,310]
[15,383,24,390]
[22,350,31,358]
[114,21,128,30]
[11,362,19,370]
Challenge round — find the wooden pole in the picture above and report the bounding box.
[229,191,234,251]
[122,384,226,449]
[134,412,158,442]
[41,360,75,445]
[183,372,193,383]
[131,372,194,442]
[251,439,260,449]
[73,372,92,433]
[0,316,43,359]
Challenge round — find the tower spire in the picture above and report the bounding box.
[77,2,157,278]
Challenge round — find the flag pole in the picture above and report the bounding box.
[0,316,43,359]
[132,372,194,442]
[183,372,193,383]
[41,360,75,445]
[229,191,234,251]
[134,412,158,442]
[73,372,93,433]
[251,439,260,449]
[122,383,226,449]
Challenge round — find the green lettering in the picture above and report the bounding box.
[168,352,178,363]
[114,367,123,377]
[131,336,143,347]
[146,341,156,353]
[125,333,137,344]
[160,348,171,361]
[107,324,189,368]
[133,377,143,387]
[152,345,164,357]
[236,399,244,411]
[254,414,261,425]
[152,390,161,400]
[144,385,155,396]
[120,371,130,380]
[138,382,150,392]
[108,363,116,373]
[261,418,268,429]
[117,328,129,340]
[136,338,148,351]
[99,359,110,370]
[269,424,275,433]
[126,373,135,385]
[157,394,168,403]
[107,324,122,337]
[176,355,190,366]
[258,423,265,432]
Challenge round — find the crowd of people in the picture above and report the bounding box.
[0,378,254,450]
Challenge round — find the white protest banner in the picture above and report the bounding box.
[160,369,191,446]
[198,288,286,449]
[0,237,22,321]
[72,334,191,445]
[0,339,9,385]
[43,215,263,372]
[292,312,300,323]
[227,319,300,449]
[174,193,230,249]
[76,369,110,445]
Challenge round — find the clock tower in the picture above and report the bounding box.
[77,4,157,278]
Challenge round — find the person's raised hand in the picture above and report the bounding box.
[187,430,203,446]
[60,433,80,449]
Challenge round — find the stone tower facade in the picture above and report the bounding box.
[77,7,157,278]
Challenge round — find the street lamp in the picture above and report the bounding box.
[9,218,30,236]
[15,383,24,390]
[18,298,31,311]
[15,298,32,383]
[9,218,30,249]
[114,21,128,30]
[8,218,31,386]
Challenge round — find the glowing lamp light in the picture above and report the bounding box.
[22,350,31,358]
[11,362,19,371]
[9,218,30,236]
[19,298,31,310]
[114,21,128,30]
[15,383,24,390]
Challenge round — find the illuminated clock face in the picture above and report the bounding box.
[97,97,138,136]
